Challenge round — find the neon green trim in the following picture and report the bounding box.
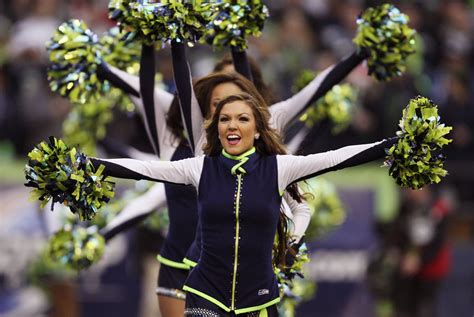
[222,147,256,160]
[157,255,190,270]
[234,297,280,315]
[182,286,279,315]
[231,174,242,310]
[260,307,268,317]
[182,286,231,312]
[279,190,285,196]
[183,257,198,268]
[222,147,256,175]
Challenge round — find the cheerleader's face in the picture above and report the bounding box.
[218,101,257,156]
[210,82,244,116]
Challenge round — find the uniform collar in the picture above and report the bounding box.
[221,147,257,175]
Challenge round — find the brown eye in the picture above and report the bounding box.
[219,116,229,122]
[240,116,249,122]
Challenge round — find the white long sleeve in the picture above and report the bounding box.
[282,192,311,243]
[92,156,204,188]
[277,140,387,192]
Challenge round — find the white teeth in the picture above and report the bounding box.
[227,135,240,140]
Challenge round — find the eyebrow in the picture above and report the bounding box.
[220,112,251,116]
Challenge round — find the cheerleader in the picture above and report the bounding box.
[89,85,396,315]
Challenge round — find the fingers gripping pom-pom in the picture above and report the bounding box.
[46,19,110,104]
[201,0,269,50]
[24,137,115,220]
[353,4,416,81]
[47,225,105,271]
[385,96,452,189]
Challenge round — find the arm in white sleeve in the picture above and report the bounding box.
[91,156,204,188]
[171,41,205,155]
[269,52,363,133]
[282,191,311,243]
[108,60,177,160]
[101,183,167,241]
[277,138,397,192]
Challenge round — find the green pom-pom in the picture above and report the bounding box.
[201,0,269,49]
[278,277,316,317]
[109,0,215,45]
[46,19,110,104]
[99,26,141,73]
[294,70,356,134]
[24,137,115,220]
[301,179,346,240]
[353,4,416,81]
[47,225,105,270]
[385,96,452,189]
[275,243,315,316]
[28,247,76,286]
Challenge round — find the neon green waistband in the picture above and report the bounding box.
[157,254,190,270]
[182,285,280,315]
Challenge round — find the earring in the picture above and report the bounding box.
[254,133,260,140]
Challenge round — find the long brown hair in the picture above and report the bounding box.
[204,93,303,267]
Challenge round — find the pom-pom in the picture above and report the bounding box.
[275,243,315,317]
[47,225,105,270]
[353,4,416,81]
[99,26,141,73]
[201,0,269,49]
[46,19,110,104]
[24,137,115,220]
[385,96,452,189]
[301,179,346,240]
[27,246,76,286]
[294,70,356,134]
[109,0,215,45]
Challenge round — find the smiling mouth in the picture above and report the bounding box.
[227,135,241,146]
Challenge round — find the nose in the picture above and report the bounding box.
[228,119,237,130]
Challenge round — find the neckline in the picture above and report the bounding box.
[221,147,256,161]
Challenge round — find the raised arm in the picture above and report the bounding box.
[96,62,140,97]
[230,47,253,82]
[270,52,365,133]
[277,137,397,191]
[171,41,204,155]
[98,51,176,160]
[139,44,161,156]
[91,156,203,187]
[101,183,167,241]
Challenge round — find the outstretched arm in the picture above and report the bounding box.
[270,52,365,133]
[101,183,167,241]
[277,137,397,191]
[91,156,203,187]
[171,41,204,155]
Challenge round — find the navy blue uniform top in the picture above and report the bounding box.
[182,151,281,313]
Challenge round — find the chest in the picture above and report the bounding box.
[198,156,282,227]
